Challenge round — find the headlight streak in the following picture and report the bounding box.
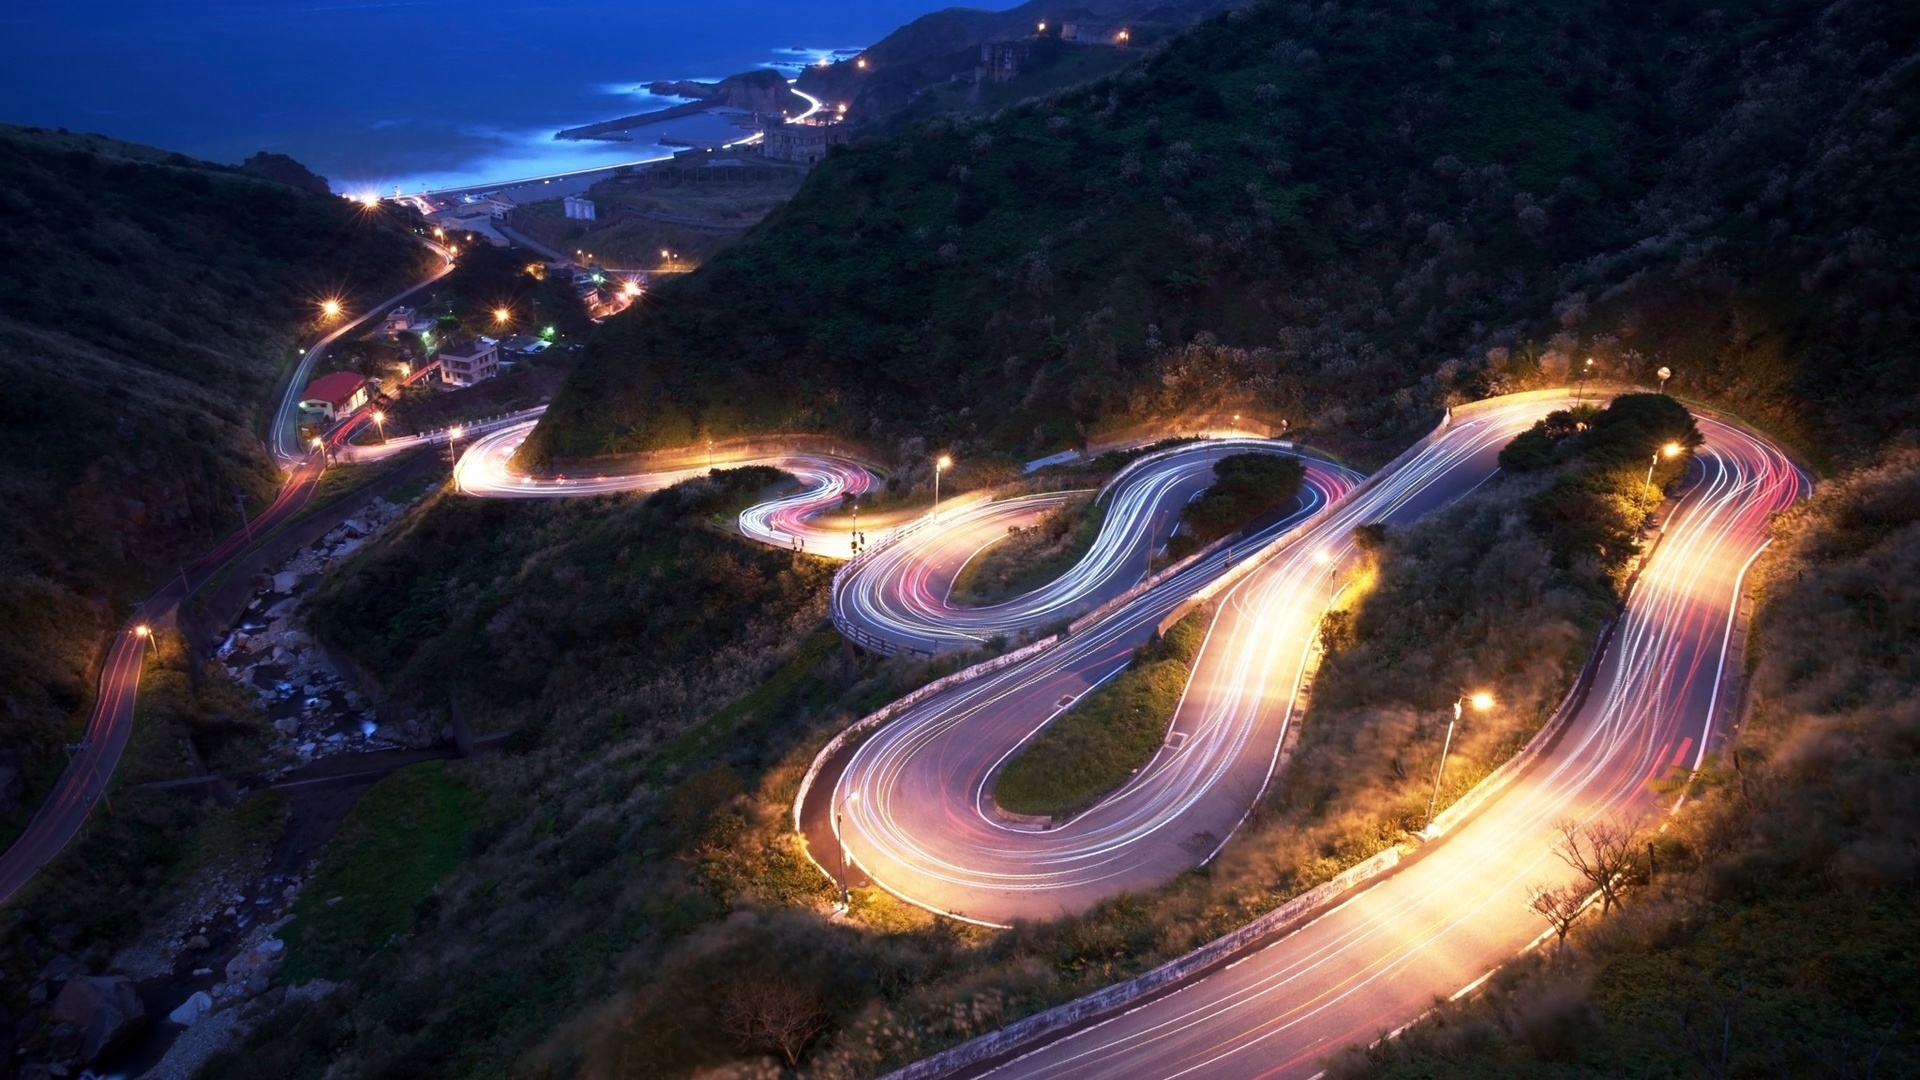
[960,415,1807,1080]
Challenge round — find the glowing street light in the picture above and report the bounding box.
[1656,365,1673,393]
[1575,356,1596,404]
[493,306,511,325]
[134,624,151,639]
[372,409,387,443]
[1426,691,1495,831]
[622,278,642,298]
[320,298,343,319]
[856,57,868,69]
[1639,442,1685,519]
[933,453,953,509]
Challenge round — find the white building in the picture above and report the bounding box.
[439,337,501,388]
[563,195,597,221]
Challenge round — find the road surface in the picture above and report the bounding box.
[901,412,1807,1079]
[0,250,451,908]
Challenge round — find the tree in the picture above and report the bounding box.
[1527,881,1589,952]
[1552,816,1641,914]
[721,976,831,1067]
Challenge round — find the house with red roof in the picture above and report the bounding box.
[298,371,370,421]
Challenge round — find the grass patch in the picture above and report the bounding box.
[993,607,1208,818]
[952,491,1104,605]
[282,761,474,982]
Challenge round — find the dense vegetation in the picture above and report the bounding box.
[1304,394,1692,841]
[528,0,1916,470]
[1341,447,1920,1078]
[0,125,429,828]
[1166,450,1306,558]
[994,605,1208,817]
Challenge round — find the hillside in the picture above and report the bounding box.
[795,0,1244,122]
[528,0,1916,470]
[0,125,432,824]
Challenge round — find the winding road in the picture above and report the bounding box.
[3,247,1807,1080]
[0,250,451,908]
[942,411,1807,1080]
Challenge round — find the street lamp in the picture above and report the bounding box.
[1426,692,1494,831]
[836,790,860,910]
[1656,365,1672,394]
[1640,442,1684,520]
[134,624,151,639]
[1575,357,1595,404]
[321,298,342,320]
[311,435,326,463]
[372,409,387,443]
[933,454,952,510]
[493,306,510,326]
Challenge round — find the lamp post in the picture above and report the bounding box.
[1640,442,1683,520]
[1575,357,1595,404]
[1656,365,1672,394]
[836,791,859,910]
[851,501,860,556]
[372,409,387,444]
[933,454,952,510]
[447,424,464,478]
[1426,692,1494,832]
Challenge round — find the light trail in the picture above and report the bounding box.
[910,413,1808,1080]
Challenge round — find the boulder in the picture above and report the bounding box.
[271,571,299,593]
[49,975,146,1063]
[223,941,285,996]
[272,718,299,735]
[167,990,214,1027]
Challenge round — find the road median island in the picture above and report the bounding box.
[950,491,1104,606]
[991,607,1210,820]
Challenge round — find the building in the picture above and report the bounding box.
[759,119,852,165]
[381,306,415,338]
[563,195,597,221]
[438,337,501,388]
[1060,22,1130,44]
[978,40,1030,82]
[298,372,370,422]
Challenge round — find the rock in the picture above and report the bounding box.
[272,718,299,735]
[187,934,211,951]
[264,597,298,620]
[271,571,299,593]
[168,990,214,1026]
[332,538,363,558]
[49,975,146,1064]
[224,943,284,997]
[38,954,83,984]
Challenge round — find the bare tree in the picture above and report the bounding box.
[1527,881,1589,952]
[1553,816,1642,913]
[721,977,831,1067]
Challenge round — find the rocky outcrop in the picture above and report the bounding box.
[647,68,797,112]
[49,975,146,1063]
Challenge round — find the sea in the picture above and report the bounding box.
[0,0,944,195]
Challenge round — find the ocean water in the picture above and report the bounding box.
[0,0,941,194]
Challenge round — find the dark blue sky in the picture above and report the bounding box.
[0,0,949,188]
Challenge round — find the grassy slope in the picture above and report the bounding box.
[1343,449,1920,1078]
[995,606,1207,817]
[283,761,474,982]
[951,491,1104,605]
[0,124,429,816]
[526,0,1916,470]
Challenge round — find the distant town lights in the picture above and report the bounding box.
[856,57,868,69]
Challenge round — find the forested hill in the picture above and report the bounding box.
[0,125,431,823]
[528,0,1917,469]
